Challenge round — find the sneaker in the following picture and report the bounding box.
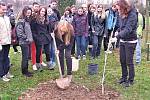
[82,55,86,60]
[76,55,81,60]
[41,62,47,67]
[117,78,126,84]
[32,64,38,71]
[67,75,72,82]
[36,63,43,72]
[14,52,17,54]
[6,72,14,78]
[2,75,10,82]
[47,62,54,70]
[105,50,112,54]
[23,72,33,77]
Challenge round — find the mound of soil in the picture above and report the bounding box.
[19,80,120,100]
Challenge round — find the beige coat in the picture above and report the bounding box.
[0,16,11,45]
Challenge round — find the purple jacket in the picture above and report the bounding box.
[72,14,88,37]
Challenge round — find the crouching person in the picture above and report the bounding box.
[54,21,74,81]
[16,6,33,77]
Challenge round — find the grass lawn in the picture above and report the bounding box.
[0,43,150,100]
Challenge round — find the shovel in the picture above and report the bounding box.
[51,32,71,89]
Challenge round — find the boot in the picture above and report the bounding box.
[36,63,43,72]
[67,75,72,83]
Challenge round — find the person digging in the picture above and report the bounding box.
[52,20,74,89]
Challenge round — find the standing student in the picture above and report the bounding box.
[30,2,47,71]
[7,4,19,54]
[31,7,52,71]
[16,6,33,77]
[91,4,106,59]
[135,9,145,65]
[61,6,73,23]
[88,4,96,57]
[72,7,88,60]
[54,20,74,81]
[70,5,77,57]
[0,2,13,82]
[50,0,61,21]
[104,4,118,52]
[111,0,138,87]
[47,6,58,69]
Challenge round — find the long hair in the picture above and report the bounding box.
[18,6,32,20]
[36,6,48,24]
[117,0,132,17]
[54,20,74,45]
[96,4,106,20]
[64,6,71,17]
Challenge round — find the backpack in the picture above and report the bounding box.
[11,21,25,45]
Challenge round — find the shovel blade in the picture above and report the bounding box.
[56,77,70,89]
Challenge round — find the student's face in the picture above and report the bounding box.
[40,8,46,17]
[97,6,103,12]
[112,5,117,11]
[90,7,96,13]
[47,8,53,15]
[71,7,76,14]
[65,10,70,15]
[26,10,32,18]
[33,4,39,12]
[51,2,57,9]
[0,5,7,15]
[78,8,84,15]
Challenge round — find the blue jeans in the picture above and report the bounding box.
[75,35,86,57]
[20,44,30,74]
[92,35,103,57]
[50,40,55,63]
[0,45,10,77]
[135,38,141,63]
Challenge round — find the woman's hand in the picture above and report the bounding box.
[0,45,2,51]
[55,50,59,55]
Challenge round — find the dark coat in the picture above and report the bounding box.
[116,8,138,41]
[31,20,52,45]
[91,14,106,36]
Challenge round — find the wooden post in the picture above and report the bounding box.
[145,0,149,44]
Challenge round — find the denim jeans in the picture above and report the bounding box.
[0,45,10,77]
[120,42,136,81]
[75,35,86,57]
[50,40,55,63]
[20,44,30,74]
[35,43,50,63]
[92,35,103,58]
[135,38,141,63]
[59,44,72,75]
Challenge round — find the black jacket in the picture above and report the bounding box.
[31,20,52,45]
[116,8,138,41]
[91,14,106,36]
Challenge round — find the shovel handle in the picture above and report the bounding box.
[52,32,63,78]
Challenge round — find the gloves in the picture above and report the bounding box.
[51,32,55,38]
[0,45,2,51]
[115,31,118,37]
[110,37,117,43]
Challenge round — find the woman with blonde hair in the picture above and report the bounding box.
[54,20,74,81]
[91,4,106,59]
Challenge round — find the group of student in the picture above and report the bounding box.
[0,0,145,87]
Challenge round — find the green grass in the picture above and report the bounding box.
[0,44,150,100]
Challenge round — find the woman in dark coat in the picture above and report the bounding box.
[91,4,106,59]
[111,0,138,87]
[31,6,52,71]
